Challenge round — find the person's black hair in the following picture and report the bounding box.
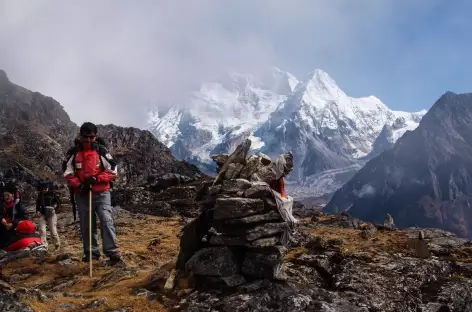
[80,122,97,135]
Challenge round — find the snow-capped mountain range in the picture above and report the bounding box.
[147,67,427,198]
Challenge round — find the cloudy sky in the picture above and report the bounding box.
[0,0,471,128]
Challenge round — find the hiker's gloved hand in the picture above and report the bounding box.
[79,183,90,193]
[83,176,98,186]
[79,177,97,193]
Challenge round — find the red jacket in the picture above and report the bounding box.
[270,177,288,199]
[63,143,117,194]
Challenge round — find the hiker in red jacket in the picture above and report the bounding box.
[63,122,122,265]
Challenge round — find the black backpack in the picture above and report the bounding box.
[36,180,56,191]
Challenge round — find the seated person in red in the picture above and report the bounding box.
[2,220,43,252]
[0,188,29,249]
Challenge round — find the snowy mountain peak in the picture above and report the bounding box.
[148,67,428,197]
[300,69,347,101]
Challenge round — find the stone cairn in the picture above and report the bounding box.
[177,139,295,288]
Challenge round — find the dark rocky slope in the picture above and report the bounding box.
[0,70,77,201]
[325,92,472,238]
[0,70,205,207]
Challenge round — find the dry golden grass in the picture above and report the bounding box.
[2,214,183,312]
[5,211,471,311]
[291,215,416,259]
[306,225,413,255]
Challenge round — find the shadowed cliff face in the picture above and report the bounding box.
[0,70,78,201]
[325,92,472,238]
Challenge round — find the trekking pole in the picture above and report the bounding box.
[89,189,93,278]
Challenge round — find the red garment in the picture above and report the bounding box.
[270,177,288,199]
[16,220,35,234]
[64,145,116,193]
[3,237,42,252]
[3,201,14,223]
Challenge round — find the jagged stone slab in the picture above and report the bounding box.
[224,163,237,180]
[216,222,286,241]
[258,152,272,165]
[239,155,264,180]
[244,182,273,199]
[213,139,251,185]
[250,165,277,184]
[185,247,240,277]
[242,246,286,279]
[263,196,277,210]
[208,185,222,195]
[209,235,280,248]
[415,240,430,259]
[233,163,245,179]
[213,198,265,220]
[219,211,282,225]
[211,154,229,166]
[221,179,252,193]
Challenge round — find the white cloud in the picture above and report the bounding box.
[0,0,443,128]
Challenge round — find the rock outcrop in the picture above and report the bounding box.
[92,124,203,186]
[0,70,77,203]
[325,92,472,239]
[168,213,472,312]
[0,70,206,208]
[0,190,471,311]
[176,139,297,287]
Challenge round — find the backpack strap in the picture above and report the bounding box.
[63,146,79,173]
[96,144,117,171]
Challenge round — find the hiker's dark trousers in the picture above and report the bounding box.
[75,191,119,258]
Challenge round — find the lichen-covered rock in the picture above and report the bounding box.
[221,179,252,193]
[213,198,266,220]
[239,155,264,180]
[242,246,286,279]
[244,182,273,199]
[185,247,240,277]
[209,235,280,248]
[148,173,194,192]
[214,222,286,241]
[217,211,282,225]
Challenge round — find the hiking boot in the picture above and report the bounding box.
[108,254,125,266]
[82,254,100,262]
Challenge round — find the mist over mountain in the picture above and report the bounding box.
[148,67,426,197]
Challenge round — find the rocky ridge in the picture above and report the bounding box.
[325,92,472,239]
[0,70,205,208]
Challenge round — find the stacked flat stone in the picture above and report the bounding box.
[185,179,287,288]
[182,139,291,288]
